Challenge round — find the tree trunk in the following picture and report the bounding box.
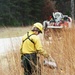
[71,0,74,20]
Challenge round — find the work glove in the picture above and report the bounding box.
[43,56,57,69]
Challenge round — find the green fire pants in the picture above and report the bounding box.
[21,53,41,75]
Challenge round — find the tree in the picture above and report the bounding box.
[9,0,32,25]
[30,0,44,21]
[53,0,71,16]
[71,0,74,20]
[42,0,56,20]
[0,0,32,26]
[0,0,11,25]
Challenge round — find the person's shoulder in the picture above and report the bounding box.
[31,35,40,43]
[22,33,27,40]
[31,34,37,38]
[31,34,40,41]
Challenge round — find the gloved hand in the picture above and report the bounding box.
[44,56,57,69]
[47,56,55,62]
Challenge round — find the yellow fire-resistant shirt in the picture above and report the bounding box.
[20,31,49,58]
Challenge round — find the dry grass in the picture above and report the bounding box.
[42,28,75,75]
[0,26,75,75]
[0,26,32,38]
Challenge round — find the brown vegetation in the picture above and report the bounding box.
[0,26,75,75]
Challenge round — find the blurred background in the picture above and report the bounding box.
[0,0,75,26]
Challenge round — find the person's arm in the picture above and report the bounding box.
[34,36,56,69]
[34,36,55,62]
[34,36,49,58]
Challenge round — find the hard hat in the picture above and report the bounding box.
[33,22,43,33]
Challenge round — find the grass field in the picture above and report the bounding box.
[0,26,75,75]
[0,26,32,38]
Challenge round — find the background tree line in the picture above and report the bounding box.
[0,0,74,26]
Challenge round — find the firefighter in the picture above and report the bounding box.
[20,22,54,75]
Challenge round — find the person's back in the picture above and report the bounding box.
[22,31,37,54]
